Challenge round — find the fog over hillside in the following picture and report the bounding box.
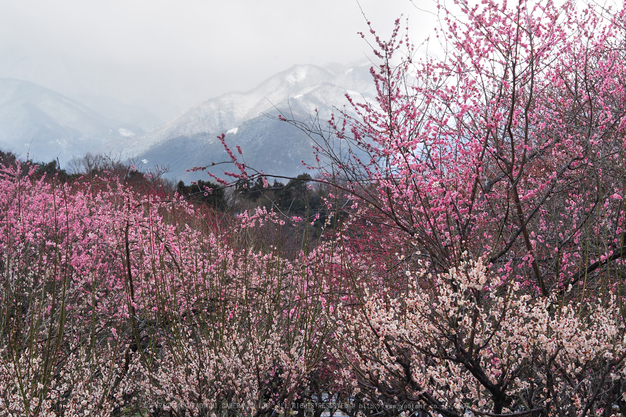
[0,61,377,180]
[0,78,143,164]
[106,62,378,182]
[0,0,439,177]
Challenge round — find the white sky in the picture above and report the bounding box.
[0,0,437,119]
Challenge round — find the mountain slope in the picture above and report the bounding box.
[115,62,375,180]
[0,78,143,164]
[138,115,315,183]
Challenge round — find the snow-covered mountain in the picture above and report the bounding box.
[0,78,143,164]
[113,62,376,181]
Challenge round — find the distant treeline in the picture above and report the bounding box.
[0,150,342,239]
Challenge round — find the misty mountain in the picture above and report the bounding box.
[0,78,144,164]
[114,63,376,181]
[137,116,314,184]
[73,95,163,131]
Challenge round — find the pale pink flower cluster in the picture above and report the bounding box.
[332,258,626,415]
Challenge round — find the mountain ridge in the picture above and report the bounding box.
[108,62,376,180]
[0,61,376,179]
[0,77,144,164]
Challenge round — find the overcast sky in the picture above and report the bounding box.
[0,0,436,120]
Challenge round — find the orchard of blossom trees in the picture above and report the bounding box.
[2,0,626,416]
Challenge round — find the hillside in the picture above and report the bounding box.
[109,63,375,180]
[0,78,143,164]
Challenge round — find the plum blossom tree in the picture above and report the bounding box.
[296,0,626,295]
[331,258,626,416]
[0,162,330,416]
[273,0,626,414]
